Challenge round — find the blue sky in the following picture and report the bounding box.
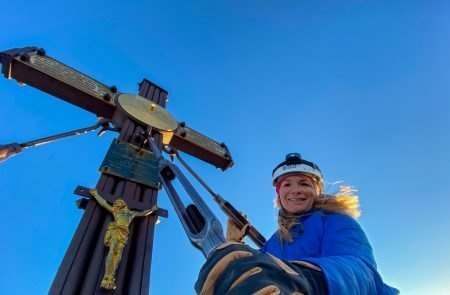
[1,1,449,294]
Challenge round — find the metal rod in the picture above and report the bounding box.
[0,118,117,162]
[20,118,113,148]
[147,137,226,257]
[171,149,266,247]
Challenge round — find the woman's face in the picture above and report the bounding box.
[278,174,317,214]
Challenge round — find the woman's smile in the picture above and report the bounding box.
[278,174,317,214]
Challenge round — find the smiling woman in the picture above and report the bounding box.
[273,153,361,243]
[263,153,398,294]
[277,174,317,214]
[195,152,399,295]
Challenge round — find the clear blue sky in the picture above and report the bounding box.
[1,1,449,294]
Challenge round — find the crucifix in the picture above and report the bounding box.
[0,46,235,295]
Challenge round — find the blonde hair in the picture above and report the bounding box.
[276,183,361,243]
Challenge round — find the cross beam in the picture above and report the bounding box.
[0,46,233,294]
[0,47,233,170]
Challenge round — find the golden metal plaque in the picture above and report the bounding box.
[117,93,178,131]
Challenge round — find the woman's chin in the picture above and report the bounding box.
[286,206,311,214]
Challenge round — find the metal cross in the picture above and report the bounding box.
[0,46,233,295]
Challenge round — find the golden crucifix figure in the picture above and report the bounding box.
[89,189,158,290]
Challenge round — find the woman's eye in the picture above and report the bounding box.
[300,182,311,187]
[282,183,291,187]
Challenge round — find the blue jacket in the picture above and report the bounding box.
[260,209,399,295]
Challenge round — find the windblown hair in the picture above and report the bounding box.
[276,185,361,243]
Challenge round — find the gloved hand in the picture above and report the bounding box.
[0,143,22,162]
[195,242,312,295]
[226,217,249,243]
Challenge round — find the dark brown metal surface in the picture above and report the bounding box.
[0,47,116,118]
[49,79,167,295]
[0,46,233,294]
[168,125,233,170]
[0,46,233,169]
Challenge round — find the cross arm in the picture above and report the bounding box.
[0,46,116,118]
[0,47,234,169]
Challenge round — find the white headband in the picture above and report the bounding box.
[272,163,323,186]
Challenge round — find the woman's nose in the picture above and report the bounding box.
[290,189,301,195]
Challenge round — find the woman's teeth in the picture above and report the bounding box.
[288,197,307,201]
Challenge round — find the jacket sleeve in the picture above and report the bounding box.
[300,214,398,295]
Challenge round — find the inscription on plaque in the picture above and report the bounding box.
[100,139,160,189]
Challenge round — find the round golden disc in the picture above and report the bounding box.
[117,94,178,131]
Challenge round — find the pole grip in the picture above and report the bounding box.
[220,199,266,247]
